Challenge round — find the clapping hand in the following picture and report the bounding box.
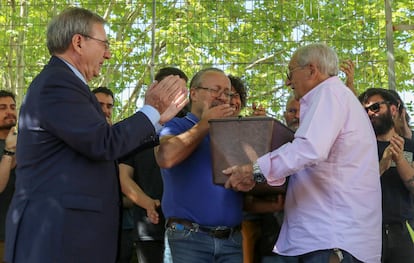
[340,60,356,93]
[251,103,266,116]
[380,134,405,175]
[5,127,17,153]
[389,134,405,164]
[200,101,235,122]
[145,75,189,124]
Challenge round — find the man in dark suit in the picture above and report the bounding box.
[4,7,188,263]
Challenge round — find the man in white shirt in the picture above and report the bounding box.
[223,43,382,263]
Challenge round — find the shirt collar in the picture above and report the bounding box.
[56,56,88,84]
[300,76,339,107]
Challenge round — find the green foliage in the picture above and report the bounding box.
[0,0,413,122]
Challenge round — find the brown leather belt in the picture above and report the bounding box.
[166,217,240,239]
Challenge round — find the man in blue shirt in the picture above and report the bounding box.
[155,68,243,262]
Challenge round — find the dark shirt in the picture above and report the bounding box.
[378,138,414,223]
[0,139,15,241]
[120,148,166,241]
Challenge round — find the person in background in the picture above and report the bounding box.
[252,95,300,263]
[4,7,187,263]
[92,86,114,125]
[224,43,381,263]
[358,88,414,263]
[119,67,189,263]
[283,95,300,131]
[228,75,255,263]
[93,84,172,263]
[226,75,284,263]
[0,91,18,262]
[228,75,247,115]
[386,89,413,140]
[92,86,137,263]
[155,68,242,263]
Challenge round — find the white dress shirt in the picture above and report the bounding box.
[257,76,382,262]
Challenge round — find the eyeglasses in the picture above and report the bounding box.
[80,34,110,50]
[364,101,388,113]
[286,65,306,81]
[197,86,235,99]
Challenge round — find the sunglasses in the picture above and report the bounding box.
[364,101,388,113]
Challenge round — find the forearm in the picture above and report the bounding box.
[403,126,413,139]
[379,158,391,176]
[396,159,414,194]
[345,79,356,95]
[155,120,209,168]
[122,196,135,208]
[120,173,155,210]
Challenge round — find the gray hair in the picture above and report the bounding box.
[294,43,339,77]
[189,68,226,89]
[47,7,106,55]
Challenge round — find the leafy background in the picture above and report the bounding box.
[0,0,413,123]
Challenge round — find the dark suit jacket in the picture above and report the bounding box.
[5,56,158,263]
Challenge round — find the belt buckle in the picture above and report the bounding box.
[209,227,231,239]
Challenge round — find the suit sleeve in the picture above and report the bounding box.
[38,71,157,161]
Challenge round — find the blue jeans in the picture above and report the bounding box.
[166,225,242,263]
[163,233,172,263]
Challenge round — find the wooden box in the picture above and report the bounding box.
[209,116,294,194]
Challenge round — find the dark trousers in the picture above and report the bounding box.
[382,221,414,263]
[0,240,4,263]
[135,240,164,263]
[117,229,136,263]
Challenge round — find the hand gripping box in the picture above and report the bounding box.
[209,116,294,194]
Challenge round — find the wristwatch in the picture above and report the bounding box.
[252,162,266,183]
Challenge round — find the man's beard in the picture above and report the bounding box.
[287,118,299,132]
[0,119,16,130]
[371,110,393,136]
